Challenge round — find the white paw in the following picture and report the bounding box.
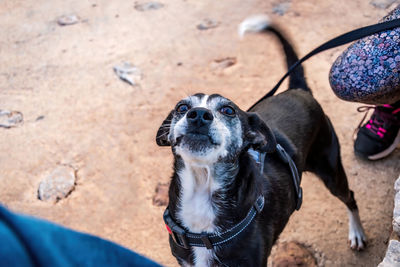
[348,209,367,250]
[349,226,366,250]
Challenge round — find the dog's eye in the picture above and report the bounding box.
[176,104,189,113]
[220,106,235,116]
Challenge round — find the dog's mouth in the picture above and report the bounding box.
[175,132,219,153]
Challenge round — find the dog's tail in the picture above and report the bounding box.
[239,15,310,92]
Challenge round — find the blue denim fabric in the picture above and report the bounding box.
[0,205,163,267]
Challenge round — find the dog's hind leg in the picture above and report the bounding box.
[306,116,366,250]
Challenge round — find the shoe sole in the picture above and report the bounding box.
[367,128,400,160]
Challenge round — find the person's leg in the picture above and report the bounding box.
[354,100,400,160]
[329,5,400,106]
[0,218,34,267]
[0,205,163,267]
[329,5,400,159]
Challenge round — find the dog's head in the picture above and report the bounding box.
[156,93,276,164]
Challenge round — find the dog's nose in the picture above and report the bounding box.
[186,107,213,127]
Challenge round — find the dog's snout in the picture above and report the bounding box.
[187,107,213,127]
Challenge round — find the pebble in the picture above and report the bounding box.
[210,57,237,70]
[370,0,398,9]
[197,19,219,30]
[57,14,80,26]
[38,166,76,203]
[272,1,291,16]
[113,62,142,86]
[36,115,45,121]
[393,175,400,235]
[0,110,23,128]
[152,182,169,206]
[271,241,317,266]
[351,171,358,176]
[134,2,164,11]
[393,216,400,235]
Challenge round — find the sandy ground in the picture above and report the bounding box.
[1,0,400,266]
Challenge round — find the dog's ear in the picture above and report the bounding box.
[245,112,276,153]
[156,110,174,146]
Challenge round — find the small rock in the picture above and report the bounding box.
[134,2,164,11]
[394,175,400,192]
[152,182,169,206]
[349,167,359,176]
[211,57,237,70]
[393,176,400,235]
[197,19,220,30]
[0,110,23,128]
[113,62,142,86]
[36,115,45,121]
[38,166,76,203]
[394,192,400,217]
[370,0,397,9]
[271,241,317,267]
[378,240,400,267]
[57,14,80,26]
[393,216,400,236]
[272,1,291,16]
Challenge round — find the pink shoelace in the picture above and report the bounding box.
[356,105,400,139]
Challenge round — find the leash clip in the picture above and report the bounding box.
[247,148,266,174]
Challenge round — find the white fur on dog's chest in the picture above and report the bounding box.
[177,164,220,266]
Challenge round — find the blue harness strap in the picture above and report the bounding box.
[249,144,302,210]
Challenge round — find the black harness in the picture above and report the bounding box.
[163,143,302,258]
[163,195,265,250]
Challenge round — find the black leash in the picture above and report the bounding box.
[247,18,400,111]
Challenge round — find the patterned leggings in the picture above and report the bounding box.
[329,5,400,105]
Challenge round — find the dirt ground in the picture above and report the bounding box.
[1,0,400,266]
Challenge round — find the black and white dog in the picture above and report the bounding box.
[156,15,366,266]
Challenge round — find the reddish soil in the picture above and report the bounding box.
[1,0,399,266]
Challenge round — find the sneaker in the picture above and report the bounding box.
[354,104,400,160]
